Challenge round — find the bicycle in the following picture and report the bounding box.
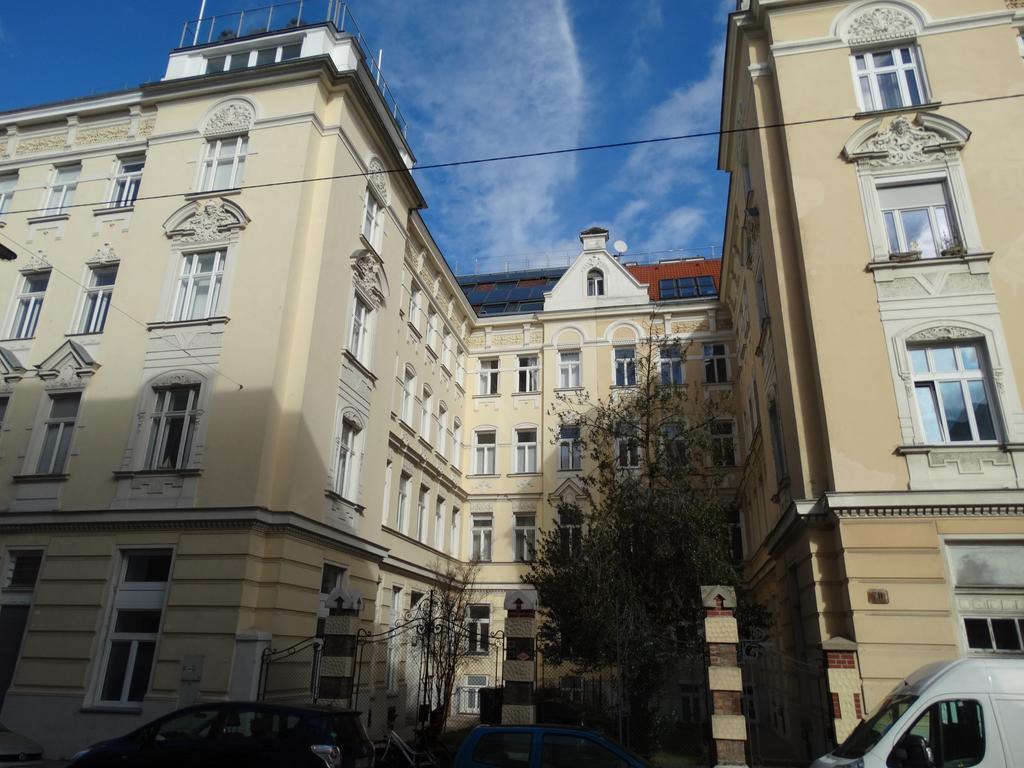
[373,726,450,768]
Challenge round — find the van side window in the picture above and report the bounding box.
[894,699,985,768]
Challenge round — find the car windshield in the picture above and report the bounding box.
[833,693,917,758]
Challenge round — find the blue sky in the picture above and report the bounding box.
[0,1,733,274]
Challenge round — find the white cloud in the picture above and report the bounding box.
[368,1,585,271]
[645,206,708,249]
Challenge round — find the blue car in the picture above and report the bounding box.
[453,725,650,768]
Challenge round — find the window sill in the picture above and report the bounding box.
[398,419,416,437]
[342,350,377,382]
[557,467,582,473]
[704,381,732,390]
[147,316,230,331]
[407,322,422,339]
[508,472,542,477]
[358,233,382,259]
[897,442,1008,455]
[466,473,499,479]
[554,386,584,393]
[473,393,500,400]
[417,436,434,451]
[12,473,69,483]
[425,346,438,360]
[113,468,203,478]
[65,331,103,339]
[325,489,365,513]
[853,101,941,120]
[0,336,35,343]
[184,188,242,201]
[866,251,993,272]
[93,205,135,217]
[80,704,144,715]
[512,391,541,397]
[26,213,70,225]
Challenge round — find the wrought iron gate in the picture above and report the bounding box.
[258,637,323,703]
[739,632,835,766]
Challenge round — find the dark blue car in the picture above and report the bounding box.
[68,701,373,768]
[453,725,650,768]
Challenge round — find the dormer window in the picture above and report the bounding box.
[205,43,302,74]
[852,47,925,113]
[586,269,605,297]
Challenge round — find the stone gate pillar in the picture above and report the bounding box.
[502,589,538,724]
[822,636,863,745]
[701,585,748,768]
[320,588,364,703]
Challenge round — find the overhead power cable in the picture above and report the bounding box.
[1,92,1022,219]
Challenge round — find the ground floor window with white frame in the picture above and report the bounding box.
[949,542,1024,655]
[97,550,172,705]
[460,674,489,714]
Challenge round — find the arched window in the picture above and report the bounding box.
[401,365,416,424]
[587,269,605,296]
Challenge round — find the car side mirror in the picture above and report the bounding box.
[889,734,934,768]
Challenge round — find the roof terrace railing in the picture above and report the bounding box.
[451,244,721,278]
[178,0,407,135]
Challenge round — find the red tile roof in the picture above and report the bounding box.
[626,259,722,301]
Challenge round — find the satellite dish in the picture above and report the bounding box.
[613,240,628,254]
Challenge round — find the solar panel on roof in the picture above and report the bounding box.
[507,287,532,301]
[527,287,547,299]
[489,287,511,301]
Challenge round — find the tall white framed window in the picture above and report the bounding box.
[450,507,460,556]
[437,402,449,458]
[400,366,416,424]
[434,497,445,551]
[381,460,392,524]
[711,420,737,467]
[514,514,536,563]
[407,282,422,329]
[559,425,582,471]
[44,165,80,216]
[443,331,454,371]
[348,294,372,366]
[420,386,433,443]
[467,605,491,653]
[144,385,200,470]
[456,352,466,386]
[198,136,247,192]
[9,271,49,339]
[110,156,144,208]
[452,420,463,469]
[0,174,16,215]
[77,266,117,334]
[558,350,581,389]
[461,674,489,714]
[910,342,998,444]
[97,550,171,705]
[474,430,496,475]
[333,419,361,499]
[614,347,637,387]
[878,182,957,259]
[478,358,499,395]
[704,343,729,384]
[416,485,429,543]
[615,423,641,469]
[586,269,605,296]
[426,307,438,351]
[471,517,492,562]
[396,472,411,533]
[173,250,225,321]
[660,345,684,386]
[36,392,81,475]
[517,355,540,393]
[515,428,538,473]
[852,46,925,113]
[361,188,383,251]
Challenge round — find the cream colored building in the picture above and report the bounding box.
[720,0,1024,757]
[1,0,1022,760]
[0,6,730,758]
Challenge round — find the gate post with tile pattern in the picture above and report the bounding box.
[823,636,862,745]
[701,585,748,768]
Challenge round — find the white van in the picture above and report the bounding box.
[811,658,1024,768]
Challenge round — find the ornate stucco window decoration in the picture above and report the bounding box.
[190,99,257,197]
[325,406,367,529]
[344,249,389,381]
[842,113,989,269]
[0,346,27,391]
[152,197,250,330]
[35,340,100,389]
[359,157,390,255]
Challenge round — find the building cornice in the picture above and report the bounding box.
[0,506,391,560]
[823,489,1024,518]
[0,90,143,129]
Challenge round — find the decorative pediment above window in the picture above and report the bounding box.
[163,198,250,244]
[19,251,51,275]
[907,325,980,342]
[36,340,100,389]
[0,346,27,389]
[202,99,255,138]
[366,156,390,205]
[87,243,119,267]
[548,478,584,507]
[150,369,204,389]
[843,114,970,167]
[352,250,389,308]
[843,6,919,45]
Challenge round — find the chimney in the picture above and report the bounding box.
[579,226,609,253]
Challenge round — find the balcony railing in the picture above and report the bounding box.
[178,0,407,135]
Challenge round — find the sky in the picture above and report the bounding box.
[0,0,734,275]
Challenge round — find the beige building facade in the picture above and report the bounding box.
[0,0,1022,760]
[721,0,1024,753]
